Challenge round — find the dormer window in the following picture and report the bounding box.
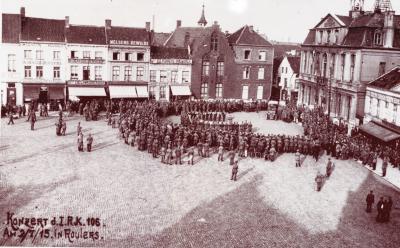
[374,30,382,46]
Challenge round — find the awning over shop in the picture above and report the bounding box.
[136,86,149,98]
[170,85,191,96]
[23,85,39,100]
[68,87,106,99]
[49,86,65,100]
[109,86,137,98]
[359,122,400,143]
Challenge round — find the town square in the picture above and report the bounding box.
[1,0,400,247]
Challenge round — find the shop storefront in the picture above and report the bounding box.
[22,83,65,110]
[66,80,108,102]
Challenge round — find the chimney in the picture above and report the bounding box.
[105,19,112,30]
[65,16,70,28]
[145,22,151,32]
[20,7,25,18]
[176,20,182,28]
[383,10,395,48]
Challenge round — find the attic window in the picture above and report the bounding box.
[374,30,382,46]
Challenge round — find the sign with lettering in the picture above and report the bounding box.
[67,80,105,86]
[109,40,149,46]
[68,58,105,64]
[151,59,192,65]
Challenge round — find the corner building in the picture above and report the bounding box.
[298,0,400,126]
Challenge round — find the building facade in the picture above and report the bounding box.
[65,20,109,100]
[298,0,400,126]
[277,56,300,102]
[364,66,400,126]
[227,25,274,100]
[149,46,192,101]
[106,20,151,99]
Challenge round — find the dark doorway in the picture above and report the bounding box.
[39,87,48,104]
[7,87,16,106]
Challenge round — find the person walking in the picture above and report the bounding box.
[382,156,389,177]
[366,190,375,213]
[295,149,301,167]
[218,145,224,162]
[7,113,14,125]
[231,161,239,181]
[376,197,384,222]
[30,111,36,131]
[77,133,84,152]
[326,158,333,178]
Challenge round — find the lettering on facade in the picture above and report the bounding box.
[67,80,105,86]
[24,60,62,66]
[109,40,149,46]
[151,59,192,65]
[68,58,105,64]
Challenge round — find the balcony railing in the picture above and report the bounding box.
[68,58,105,64]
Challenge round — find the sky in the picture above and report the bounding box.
[1,0,400,43]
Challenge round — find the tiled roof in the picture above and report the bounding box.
[152,32,171,46]
[21,17,65,42]
[368,66,400,91]
[336,15,353,26]
[227,25,272,47]
[349,13,384,28]
[303,29,316,45]
[2,14,20,43]
[287,56,300,74]
[273,43,301,58]
[342,27,367,46]
[150,46,189,59]
[108,26,149,43]
[273,57,284,78]
[66,25,106,45]
[164,27,213,48]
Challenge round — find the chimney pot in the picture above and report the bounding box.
[20,7,25,18]
[105,19,112,29]
[65,16,70,28]
[177,20,182,28]
[146,21,151,31]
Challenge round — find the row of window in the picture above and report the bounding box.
[24,66,60,79]
[70,66,103,80]
[199,83,264,100]
[112,52,144,61]
[150,70,190,83]
[71,51,103,60]
[367,97,398,123]
[201,61,265,80]
[243,50,267,61]
[302,52,356,82]
[317,29,383,46]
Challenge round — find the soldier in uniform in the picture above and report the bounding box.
[365,190,375,213]
[229,150,236,165]
[30,111,36,131]
[269,146,277,161]
[326,158,333,177]
[166,146,173,165]
[77,122,82,136]
[187,146,194,165]
[315,171,324,192]
[231,161,239,181]
[382,156,389,177]
[152,140,159,158]
[87,133,93,152]
[218,145,224,162]
[204,142,210,157]
[160,146,166,164]
[7,112,14,125]
[175,146,182,165]
[77,132,84,152]
[295,149,301,167]
[197,141,203,157]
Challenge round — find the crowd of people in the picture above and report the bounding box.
[366,190,393,223]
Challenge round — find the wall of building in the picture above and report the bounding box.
[364,87,400,126]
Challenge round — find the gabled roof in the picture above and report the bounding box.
[227,25,272,47]
[2,13,20,43]
[21,17,65,42]
[152,32,171,46]
[273,57,284,77]
[368,66,400,91]
[287,56,301,74]
[150,46,189,59]
[164,27,213,48]
[107,26,149,44]
[272,43,301,58]
[66,25,106,45]
[313,13,347,29]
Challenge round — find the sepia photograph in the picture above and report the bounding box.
[0,0,400,247]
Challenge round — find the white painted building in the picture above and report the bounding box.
[277,56,300,102]
[149,46,192,101]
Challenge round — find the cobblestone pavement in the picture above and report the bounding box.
[0,112,399,247]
